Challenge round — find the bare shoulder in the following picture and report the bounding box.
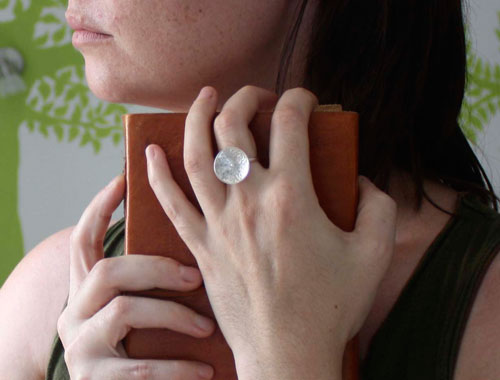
[454,246,500,380]
[0,219,120,379]
[0,225,74,379]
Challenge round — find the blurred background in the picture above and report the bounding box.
[1,0,500,286]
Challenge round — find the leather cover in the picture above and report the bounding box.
[122,105,360,379]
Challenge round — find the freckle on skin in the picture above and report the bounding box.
[182,3,201,24]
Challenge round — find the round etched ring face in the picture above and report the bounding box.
[213,147,251,185]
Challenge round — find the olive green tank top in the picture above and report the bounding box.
[46,192,500,380]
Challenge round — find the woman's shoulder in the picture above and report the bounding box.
[0,225,74,379]
[0,220,122,379]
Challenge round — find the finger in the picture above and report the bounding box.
[69,255,204,321]
[353,176,397,265]
[146,144,206,252]
[82,295,216,352]
[268,87,318,178]
[92,357,214,380]
[212,86,278,188]
[183,86,226,214]
[213,85,278,156]
[69,174,125,304]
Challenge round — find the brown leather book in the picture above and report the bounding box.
[122,105,360,379]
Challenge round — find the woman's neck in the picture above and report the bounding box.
[386,169,459,252]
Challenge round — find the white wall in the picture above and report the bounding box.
[18,104,161,253]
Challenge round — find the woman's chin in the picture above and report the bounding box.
[84,66,126,103]
[83,61,224,111]
[85,74,192,111]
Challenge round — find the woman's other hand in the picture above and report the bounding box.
[145,85,397,379]
[56,174,216,380]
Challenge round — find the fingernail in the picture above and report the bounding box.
[198,365,214,379]
[181,266,200,283]
[145,145,156,161]
[194,315,214,332]
[198,86,213,100]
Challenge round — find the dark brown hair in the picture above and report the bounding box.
[275,0,499,213]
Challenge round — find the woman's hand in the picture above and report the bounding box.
[145,85,397,380]
[56,174,217,380]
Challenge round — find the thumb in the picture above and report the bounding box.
[353,176,397,266]
[68,174,125,304]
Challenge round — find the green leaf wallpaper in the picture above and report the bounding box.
[460,12,500,143]
[23,65,126,153]
[1,0,500,286]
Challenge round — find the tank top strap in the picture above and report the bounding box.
[103,217,126,258]
[361,192,500,380]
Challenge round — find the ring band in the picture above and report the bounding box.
[213,146,256,185]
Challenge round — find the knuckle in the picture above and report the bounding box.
[169,361,202,380]
[63,349,74,369]
[56,313,68,339]
[183,155,205,175]
[159,256,182,275]
[70,223,102,253]
[92,258,115,282]
[69,227,84,249]
[385,194,398,211]
[267,177,300,223]
[214,111,238,140]
[129,361,155,379]
[63,342,82,369]
[109,295,133,318]
[63,348,75,368]
[239,84,257,95]
[168,301,189,321]
[239,202,258,231]
[274,104,305,127]
[63,339,92,379]
[363,236,392,259]
[162,200,181,224]
[375,191,397,210]
[287,87,319,104]
[273,176,299,204]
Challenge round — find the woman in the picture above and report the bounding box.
[1,0,499,379]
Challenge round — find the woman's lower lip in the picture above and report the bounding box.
[72,30,112,47]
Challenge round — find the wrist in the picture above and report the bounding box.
[233,337,345,380]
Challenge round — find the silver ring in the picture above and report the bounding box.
[213,146,256,185]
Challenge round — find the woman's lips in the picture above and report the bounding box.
[66,14,112,47]
[72,30,112,47]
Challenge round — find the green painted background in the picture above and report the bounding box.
[1,0,500,286]
[0,0,129,286]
